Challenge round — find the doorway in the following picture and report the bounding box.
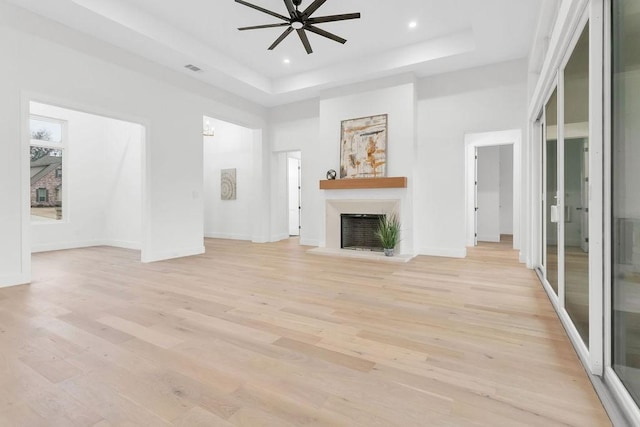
[27,101,145,255]
[202,116,256,241]
[465,129,522,252]
[476,145,514,244]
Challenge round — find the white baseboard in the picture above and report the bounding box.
[251,234,270,243]
[0,273,29,288]
[418,247,467,258]
[32,240,141,253]
[103,240,141,250]
[300,238,320,247]
[32,240,104,253]
[270,234,290,242]
[205,232,252,241]
[141,245,205,263]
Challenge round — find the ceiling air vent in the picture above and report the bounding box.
[184,64,202,72]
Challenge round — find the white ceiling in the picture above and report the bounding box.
[6,0,544,106]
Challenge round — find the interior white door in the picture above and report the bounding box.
[288,157,300,236]
[476,146,501,243]
[474,147,478,246]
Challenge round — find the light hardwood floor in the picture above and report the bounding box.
[0,239,610,426]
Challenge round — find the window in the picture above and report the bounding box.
[30,117,63,143]
[36,188,47,203]
[30,115,66,222]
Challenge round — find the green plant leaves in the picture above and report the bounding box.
[375,213,401,249]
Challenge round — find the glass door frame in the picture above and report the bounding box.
[603,0,640,421]
[534,2,604,377]
[540,83,558,305]
[560,3,604,376]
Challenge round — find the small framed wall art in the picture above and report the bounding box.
[221,168,237,200]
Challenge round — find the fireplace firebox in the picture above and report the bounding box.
[341,214,384,252]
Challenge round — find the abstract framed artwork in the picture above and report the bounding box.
[340,114,388,179]
[221,168,237,200]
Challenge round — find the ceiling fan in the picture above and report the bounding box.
[235,0,361,54]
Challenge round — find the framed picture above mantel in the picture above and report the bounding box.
[340,114,387,179]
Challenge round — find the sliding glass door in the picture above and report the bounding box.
[564,23,591,347]
[612,0,640,406]
[540,18,591,350]
[544,89,559,295]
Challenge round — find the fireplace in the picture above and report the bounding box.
[341,214,384,252]
[325,199,400,251]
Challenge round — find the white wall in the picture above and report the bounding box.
[416,59,527,257]
[500,144,514,235]
[269,100,319,244]
[269,80,417,254]
[315,82,416,254]
[270,152,290,242]
[203,118,255,241]
[477,146,501,242]
[30,102,142,252]
[0,3,267,287]
[103,119,143,248]
[268,60,528,258]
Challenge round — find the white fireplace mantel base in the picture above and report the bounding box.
[322,199,410,260]
[307,247,414,263]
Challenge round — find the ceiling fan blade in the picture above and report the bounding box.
[269,27,294,50]
[283,0,297,18]
[297,29,313,54]
[239,22,290,31]
[301,0,327,19]
[307,13,361,24]
[235,0,290,22]
[305,25,346,44]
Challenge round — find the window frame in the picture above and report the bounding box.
[36,188,47,203]
[29,114,68,223]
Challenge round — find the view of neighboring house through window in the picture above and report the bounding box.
[30,115,65,221]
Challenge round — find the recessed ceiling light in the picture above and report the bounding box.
[409,21,418,29]
[283,58,291,64]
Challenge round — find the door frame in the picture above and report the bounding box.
[20,91,151,282]
[464,129,522,252]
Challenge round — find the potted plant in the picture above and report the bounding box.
[375,213,401,256]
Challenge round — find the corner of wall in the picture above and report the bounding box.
[141,245,205,263]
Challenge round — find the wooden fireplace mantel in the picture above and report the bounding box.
[319,177,407,190]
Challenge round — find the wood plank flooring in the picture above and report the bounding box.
[0,238,610,426]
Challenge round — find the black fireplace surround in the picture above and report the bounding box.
[341,214,385,252]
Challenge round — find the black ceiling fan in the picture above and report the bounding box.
[235,0,361,54]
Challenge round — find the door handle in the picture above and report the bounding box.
[550,205,559,223]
